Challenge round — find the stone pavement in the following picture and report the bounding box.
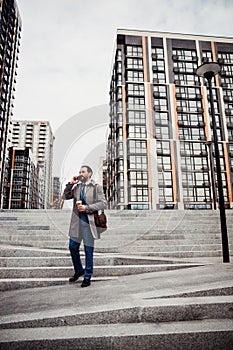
[0,254,232,349]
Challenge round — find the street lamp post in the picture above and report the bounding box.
[196,62,230,263]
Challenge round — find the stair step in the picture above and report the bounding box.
[0,319,232,350]
[0,263,198,279]
[1,296,232,329]
[0,255,184,267]
[0,276,118,291]
[0,210,232,258]
[0,246,69,257]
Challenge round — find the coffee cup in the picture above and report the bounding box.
[76,200,82,208]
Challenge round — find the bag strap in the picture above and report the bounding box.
[93,184,104,213]
[93,184,98,203]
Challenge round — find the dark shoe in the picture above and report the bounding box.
[81,278,91,288]
[69,270,85,282]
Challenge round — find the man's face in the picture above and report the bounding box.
[79,167,91,181]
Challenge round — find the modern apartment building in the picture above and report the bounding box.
[52,176,61,209]
[11,120,54,209]
[6,147,39,209]
[0,0,22,208]
[106,29,233,210]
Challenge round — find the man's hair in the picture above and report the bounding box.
[81,165,93,176]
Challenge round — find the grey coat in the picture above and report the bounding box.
[63,180,106,240]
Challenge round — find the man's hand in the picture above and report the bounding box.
[78,205,86,212]
[70,176,78,184]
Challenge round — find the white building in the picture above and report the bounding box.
[11,120,54,209]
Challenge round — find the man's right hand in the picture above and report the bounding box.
[70,176,78,184]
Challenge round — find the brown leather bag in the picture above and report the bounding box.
[93,185,107,233]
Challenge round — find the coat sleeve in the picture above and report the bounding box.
[86,185,106,214]
[62,183,74,200]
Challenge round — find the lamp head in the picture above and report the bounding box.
[196,62,221,80]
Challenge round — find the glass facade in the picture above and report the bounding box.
[6,148,39,209]
[0,0,22,208]
[106,30,233,210]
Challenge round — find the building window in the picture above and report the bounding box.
[126,70,144,82]
[153,85,167,98]
[117,113,123,124]
[180,141,208,156]
[182,171,210,187]
[157,154,172,171]
[176,86,202,100]
[181,153,208,171]
[152,47,166,84]
[116,86,122,100]
[127,110,146,124]
[174,73,199,85]
[117,189,124,203]
[128,171,148,186]
[127,96,145,109]
[128,155,147,170]
[116,49,122,60]
[174,61,197,74]
[221,65,233,77]
[154,98,168,112]
[183,186,211,204]
[116,173,124,188]
[154,111,169,126]
[202,51,212,63]
[127,140,147,154]
[152,60,165,72]
[126,83,145,96]
[116,61,122,74]
[176,99,203,113]
[218,52,233,64]
[129,187,148,202]
[172,49,197,62]
[151,47,164,59]
[126,58,143,70]
[156,140,171,154]
[117,159,124,172]
[153,72,166,84]
[159,187,173,203]
[126,45,143,57]
[154,125,170,139]
[179,127,206,141]
[117,74,122,85]
[116,127,123,140]
[128,125,147,138]
[117,142,123,157]
[218,51,233,88]
[177,113,204,127]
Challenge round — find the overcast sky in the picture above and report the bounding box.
[15,0,233,133]
[14,0,233,185]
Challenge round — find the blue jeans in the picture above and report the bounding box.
[69,222,94,280]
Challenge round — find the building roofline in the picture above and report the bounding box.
[117,28,233,42]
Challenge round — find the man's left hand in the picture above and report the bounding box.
[78,205,86,212]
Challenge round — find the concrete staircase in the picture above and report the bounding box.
[0,245,201,291]
[0,210,233,349]
[0,266,232,349]
[0,209,232,257]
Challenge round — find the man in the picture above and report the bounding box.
[63,165,106,287]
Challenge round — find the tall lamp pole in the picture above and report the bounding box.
[196,62,230,263]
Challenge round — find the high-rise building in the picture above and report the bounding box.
[52,176,61,209]
[0,0,22,208]
[6,147,39,209]
[11,120,54,208]
[107,29,233,210]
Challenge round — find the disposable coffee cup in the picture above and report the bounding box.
[76,200,82,207]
